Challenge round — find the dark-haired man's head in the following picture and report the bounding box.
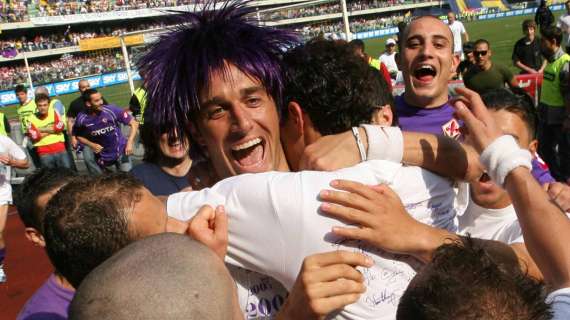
[69,233,239,320]
[35,93,50,116]
[15,84,28,104]
[473,39,492,69]
[14,168,78,247]
[82,88,103,112]
[466,88,538,209]
[139,1,299,180]
[348,39,366,59]
[43,173,168,288]
[281,39,395,170]
[540,26,563,58]
[397,237,550,320]
[400,16,458,108]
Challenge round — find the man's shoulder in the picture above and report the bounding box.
[131,162,162,179]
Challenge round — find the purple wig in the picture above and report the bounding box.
[138,0,301,140]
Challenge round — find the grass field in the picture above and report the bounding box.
[2,13,562,120]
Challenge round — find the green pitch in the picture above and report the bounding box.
[1,13,561,120]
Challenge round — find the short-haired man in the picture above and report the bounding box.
[27,94,71,169]
[447,12,469,59]
[72,89,138,172]
[538,26,570,183]
[348,38,393,91]
[456,41,475,79]
[68,233,241,320]
[464,39,518,94]
[513,20,546,74]
[15,84,41,168]
[66,79,104,175]
[557,1,570,53]
[14,169,77,319]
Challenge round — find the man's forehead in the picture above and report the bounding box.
[405,17,452,41]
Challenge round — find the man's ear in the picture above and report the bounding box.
[371,105,394,126]
[286,101,305,138]
[24,228,46,248]
[529,139,539,155]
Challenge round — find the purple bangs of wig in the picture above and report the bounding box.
[137,0,301,139]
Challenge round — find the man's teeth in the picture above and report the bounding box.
[417,65,435,72]
[232,138,262,151]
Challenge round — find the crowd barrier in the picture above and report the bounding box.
[0,71,141,106]
[353,4,566,40]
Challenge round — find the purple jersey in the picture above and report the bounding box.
[17,274,74,320]
[73,105,132,167]
[395,94,554,184]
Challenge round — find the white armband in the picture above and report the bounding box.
[479,135,532,187]
[361,125,403,164]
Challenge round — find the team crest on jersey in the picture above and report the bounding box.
[442,119,461,139]
[123,112,128,119]
[102,118,108,124]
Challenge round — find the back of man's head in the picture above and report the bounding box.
[43,173,145,288]
[481,88,537,140]
[541,26,563,47]
[397,237,551,320]
[14,168,78,232]
[34,86,49,96]
[69,233,236,320]
[282,39,394,135]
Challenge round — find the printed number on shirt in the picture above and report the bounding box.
[245,294,286,319]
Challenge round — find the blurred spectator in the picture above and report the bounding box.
[512,20,545,74]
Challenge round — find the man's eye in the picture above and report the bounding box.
[434,42,446,49]
[247,98,262,107]
[207,107,225,119]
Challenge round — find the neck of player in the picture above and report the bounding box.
[160,155,193,177]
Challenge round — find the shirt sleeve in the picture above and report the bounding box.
[0,136,26,160]
[54,100,65,115]
[559,61,570,103]
[109,105,133,126]
[167,172,294,278]
[71,115,84,137]
[460,22,466,33]
[547,288,570,320]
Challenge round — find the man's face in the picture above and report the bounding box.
[17,91,27,104]
[540,37,557,57]
[36,100,49,115]
[386,43,396,54]
[129,188,168,238]
[448,13,456,24]
[401,17,458,107]
[468,109,533,208]
[86,93,104,112]
[194,64,288,179]
[524,26,535,38]
[465,50,475,63]
[78,81,90,93]
[474,43,491,67]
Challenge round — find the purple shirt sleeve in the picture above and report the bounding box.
[107,105,133,126]
[532,157,556,185]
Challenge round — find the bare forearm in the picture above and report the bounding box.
[10,157,29,169]
[127,120,139,144]
[402,132,483,181]
[515,61,535,73]
[67,118,75,136]
[505,167,570,289]
[77,136,97,149]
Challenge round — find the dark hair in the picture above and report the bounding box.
[82,88,99,103]
[15,84,26,94]
[397,237,551,320]
[540,26,563,46]
[282,39,394,135]
[348,39,365,52]
[43,173,145,288]
[481,88,537,139]
[34,93,50,104]
[138,0,300,142]
[463,41,474,53]
[474,38,490,48]
[13,169,78,232]
[522,19,537,31]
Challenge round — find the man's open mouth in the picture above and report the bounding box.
[231,137,265,168]
[413,64,437,83]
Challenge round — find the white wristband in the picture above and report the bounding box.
[479,135,532,187]
[361,125,403,164]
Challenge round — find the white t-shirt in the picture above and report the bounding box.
[0,135,26,204]
[379,52,398,74]
[168,160,459,319]
[548,287,570,319]
[458,198,524,245]
[557,14,570,47]
[448,21,467,54]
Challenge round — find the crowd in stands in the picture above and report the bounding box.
[0,22,166,54]
[0,52,124,90]
[297,14,405,39]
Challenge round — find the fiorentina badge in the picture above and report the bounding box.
[442,118,461,139]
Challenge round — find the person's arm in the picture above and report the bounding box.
[560,62,570,132]
[125,118,138,156]
[76,136,103,154]
[0,136,29,169]
[539,59,547,74]
[461,23,469,43]
[299,126,483,182]
[3,115,10,135]
[453,86,570,289]
[39,110,65,134]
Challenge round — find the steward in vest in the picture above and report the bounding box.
[129,86,148,125]
[0,113,11,137]
[27,94,72,169]
[538,26,570,182]
[15,85,36,134]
